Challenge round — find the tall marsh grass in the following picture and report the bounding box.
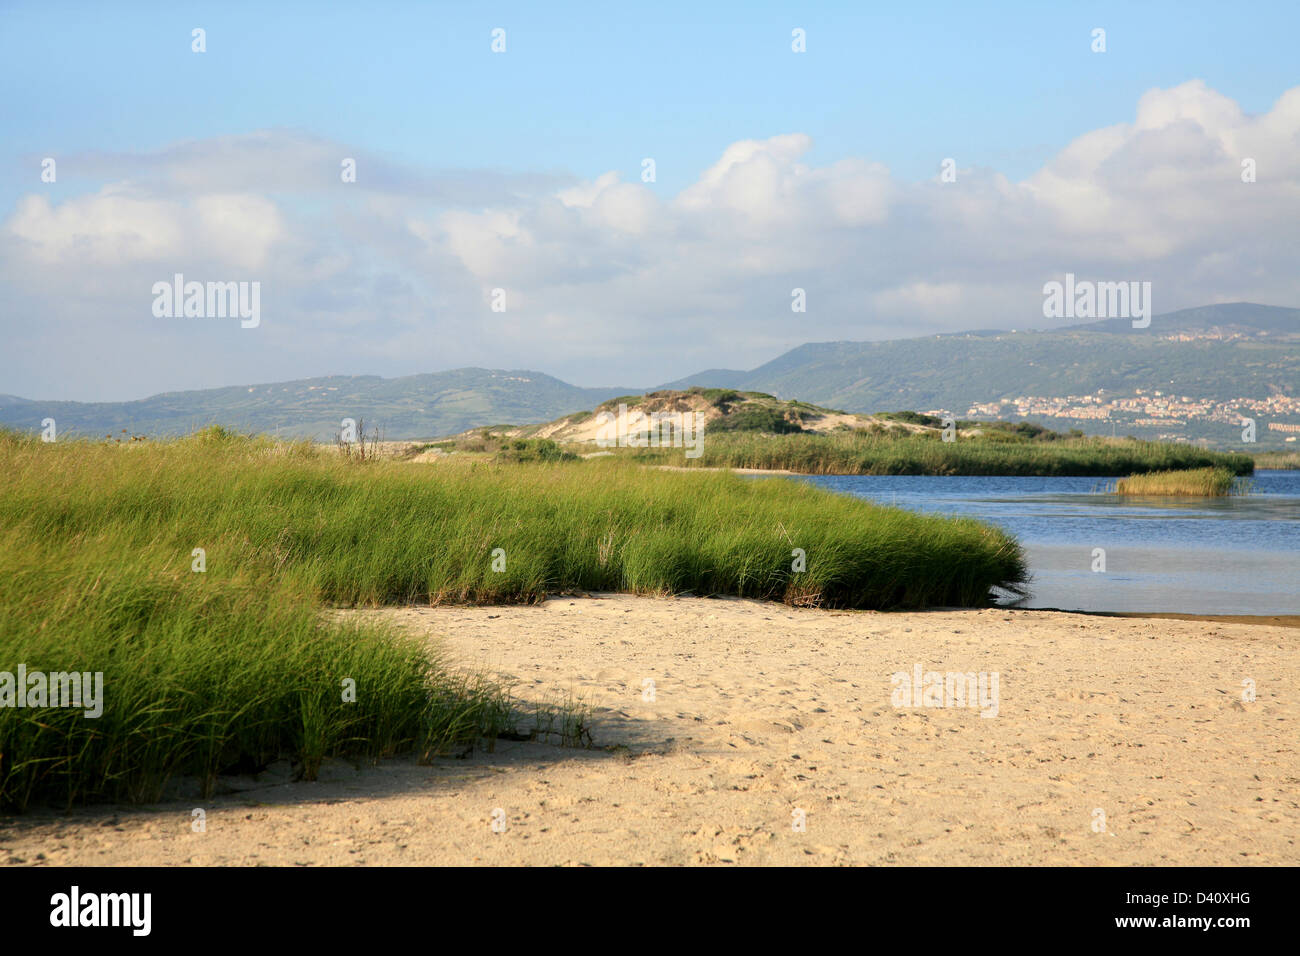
[0,433,1026,608]
[0,431,1026,809]
[0,541,516,810]
[1112,467,1244,496]
[629,431,1255,477]
[1253,450,1300,470]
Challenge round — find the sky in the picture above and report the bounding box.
[1,0,1298,401]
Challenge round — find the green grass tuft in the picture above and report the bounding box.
[1112,467,1245,496]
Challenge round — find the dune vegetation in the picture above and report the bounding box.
[457,395,1256,477]
[0,427,1027,810]
[1112,467,1245,496]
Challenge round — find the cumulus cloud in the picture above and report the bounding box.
[2,81,1298,401]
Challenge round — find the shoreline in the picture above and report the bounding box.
[1055,609,1300,629]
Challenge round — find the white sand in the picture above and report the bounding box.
[3,594,1295,866]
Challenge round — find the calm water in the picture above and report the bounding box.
[796,471,1300,614]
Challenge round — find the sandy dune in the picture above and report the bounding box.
[2,594,1296,866]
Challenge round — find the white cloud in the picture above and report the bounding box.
[5,186,284,270]
[2,81,1298,401]
[7,188,185,266]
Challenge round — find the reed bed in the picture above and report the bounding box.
[0,430,1026,809]
[1112,467,1244,496]
[627,431,1255,477]
[1252,450,1300,470]
[0,538,517,810]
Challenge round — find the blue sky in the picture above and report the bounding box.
[4,0,1295,203]
[1,1,1298,400]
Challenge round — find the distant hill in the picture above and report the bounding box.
[666,302,1300,420]
[2,302,1294,444]
[1067,302,1300,337]
[0,369,633,441]
[653,368,751,391]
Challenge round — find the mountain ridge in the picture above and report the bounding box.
[3,303,1295,444]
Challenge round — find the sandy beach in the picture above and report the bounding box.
[2,594,1295,866]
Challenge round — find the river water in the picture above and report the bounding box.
[797,471,1300,614]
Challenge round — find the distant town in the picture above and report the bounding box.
[933,387,1300,445]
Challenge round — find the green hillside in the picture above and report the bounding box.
[2,303,1294,444]
[673,303,1300,447]
[0,369,631,441]
[736,331,1297,410]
